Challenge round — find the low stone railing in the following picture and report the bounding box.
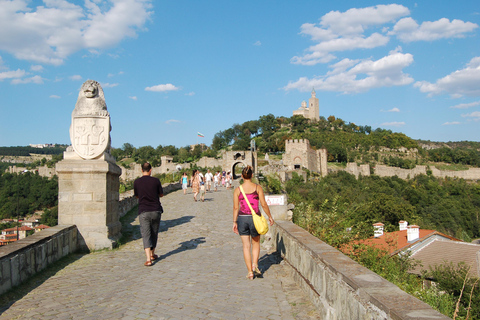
[0,225,78,296]
[272,220,451,320]
[0,182,181,297]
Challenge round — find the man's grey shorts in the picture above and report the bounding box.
[139,210,162,249]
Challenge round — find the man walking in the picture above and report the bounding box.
[205,169,214,192]
[134,162,163,266]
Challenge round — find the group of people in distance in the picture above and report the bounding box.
[134,162,274,281]
[181,169,233,202]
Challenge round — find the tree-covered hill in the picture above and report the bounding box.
[0,145,67,156]
[212,114,480,167]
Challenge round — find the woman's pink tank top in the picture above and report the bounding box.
[239,186,260,215]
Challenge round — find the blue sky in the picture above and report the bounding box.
[0,0,479,149]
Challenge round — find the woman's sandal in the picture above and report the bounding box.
[151,254,159,261]
[144,260,152,267]
[253,266,262,277]
[246,272,254,280]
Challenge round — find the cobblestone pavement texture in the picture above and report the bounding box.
[0,185,320,320]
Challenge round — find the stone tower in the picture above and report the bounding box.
[308,88,319,121]
[293,88,320,121]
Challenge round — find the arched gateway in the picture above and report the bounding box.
[224,150,257,179]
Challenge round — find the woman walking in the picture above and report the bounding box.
[181,172,188,195]
[190,170,200,202]
[233,166,274,280]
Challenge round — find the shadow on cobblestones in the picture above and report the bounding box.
[259,251,283,275]
[160,215,195,232]
[159,237,206,261]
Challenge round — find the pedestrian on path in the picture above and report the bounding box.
[232,166,274,280]
[225,171,232,189]
[214,171,221,192]
[200,181,206,202]
[134,162,164,266]
[205,169,214,192]
[181,172,188,195]
[190,169,200,202]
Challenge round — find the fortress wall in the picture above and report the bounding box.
[272,220,450,320]
[431,167,480,180]
[374,164,427,179]
[344,163,371,178]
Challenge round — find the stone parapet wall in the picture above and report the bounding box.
[0,225,78,296]
[272,220,451,320]
[431,167,480,180]
[374,164,427,179]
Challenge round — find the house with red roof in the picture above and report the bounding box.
[346,221,480,278]
[1,226,33,241]
[362,221,461,256]
[34,224,50,232]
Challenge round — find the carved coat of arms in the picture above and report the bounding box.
[69,80,111,160]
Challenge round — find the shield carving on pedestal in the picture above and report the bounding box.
[70,116,110,160]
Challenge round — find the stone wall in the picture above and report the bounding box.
[272,220,451,320]
[374,164,427,179]
[345,163,371,178]
[0,225,78,296]
[5,165,56,178]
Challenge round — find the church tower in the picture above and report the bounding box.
[308,88,319,121]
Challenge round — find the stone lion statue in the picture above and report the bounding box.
[69,80,111,156]
[72,80,109,116]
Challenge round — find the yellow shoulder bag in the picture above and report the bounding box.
[239,185,269,235]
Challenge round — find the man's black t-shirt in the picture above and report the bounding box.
[134,176,163,214]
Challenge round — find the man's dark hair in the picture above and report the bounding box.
[142,162,152,172]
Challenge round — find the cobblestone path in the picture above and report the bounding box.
[0,186,319,320]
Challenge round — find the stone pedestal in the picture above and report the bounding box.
[56,152,122,251]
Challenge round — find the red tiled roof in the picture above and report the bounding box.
[2,226,33,232]
[35,225,50,230]
[344,229,461,255]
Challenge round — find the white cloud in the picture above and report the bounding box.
[462,111,480,121]
[11,75,44,84]
[253,41,261,46]
[30,65,44,72]
[284,52,414,93]
[319,4,409,36]
[0,0,153,65]
[102,82,118,88]
[450,101,480,109]
[0,69,26,81]
[442,121,461,125]
[292,33,389,65]
[415,57,480,97]
[145,83,180,92]
[291,4,409,65]
[185,92,195,96]
[381,121,405,127]
[50,95,61,99]
[165,119,181,124]
[390,17,478,42]
[129,96,137,100]
[108,71,124,77]
[69,75,82,81]
[388,107,400,112]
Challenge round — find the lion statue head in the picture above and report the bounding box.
[73,80,109,116]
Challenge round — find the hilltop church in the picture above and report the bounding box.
[293,88,319,121]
